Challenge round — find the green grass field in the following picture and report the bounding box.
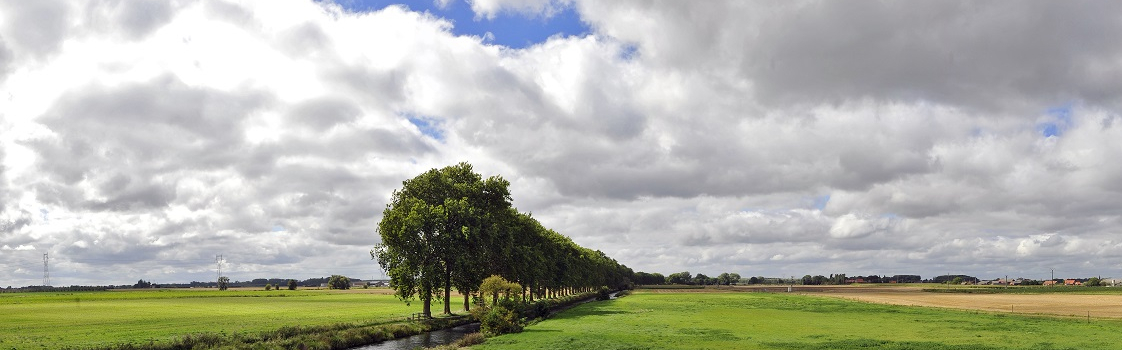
[0,288,419,349]
[477,291,1121,350]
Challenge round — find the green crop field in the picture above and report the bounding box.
[0,288,419,349]
[478,291,1122,350]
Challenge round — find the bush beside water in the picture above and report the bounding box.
[66,318,472,350]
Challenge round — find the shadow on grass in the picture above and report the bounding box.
[550,307,629,321]
[520,328,562,333]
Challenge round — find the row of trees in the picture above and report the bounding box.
[374,163,632,318]
[663,271,742,285]
[262,280,300,291]
[631,272,928,286]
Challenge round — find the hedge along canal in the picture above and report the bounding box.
[348,290,623,350]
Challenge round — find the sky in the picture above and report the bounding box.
[2,0,1122,287]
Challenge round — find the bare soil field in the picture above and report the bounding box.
[637,285,1122,318]
[796,285,1122,319]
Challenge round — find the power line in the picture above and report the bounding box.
[216,254,223,284]
[43,253,50,286]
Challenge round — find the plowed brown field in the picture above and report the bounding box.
[798,286,1122,318]
[640,285,1122,318]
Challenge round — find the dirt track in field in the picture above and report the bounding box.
[795,286,1122,319]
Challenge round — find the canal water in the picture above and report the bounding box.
[349,322,480,350]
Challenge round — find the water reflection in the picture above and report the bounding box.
[350,323,480,350]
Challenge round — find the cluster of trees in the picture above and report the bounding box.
[327,275,351,290]
[133,279,155,288]
[930,275,979,284]
[632,272,666,285]
[375,163,632,318]
[659,271,742,285]
[799,274,852,285]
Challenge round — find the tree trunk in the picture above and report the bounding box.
[443,271,452,315]
[463,292,470,311]
[423,296,432,318]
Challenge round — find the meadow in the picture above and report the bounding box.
[0,288,420,349]
[477,290,1122,349]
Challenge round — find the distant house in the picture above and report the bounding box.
[1064,279,1083,286]
[1042,280,1058,286]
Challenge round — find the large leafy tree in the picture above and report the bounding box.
[376,163,634,317]
[375,163,512,317]
[374,195,444,317]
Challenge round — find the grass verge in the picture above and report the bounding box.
[68,316,473,350]
[0,289,420,349]
[475,290,1120,349]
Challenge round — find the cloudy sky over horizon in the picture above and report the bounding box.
[2,0,1122,286]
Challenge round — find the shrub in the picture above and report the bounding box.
[479,275,522,307]
[479,305,522,336]
[596,287,611,301]
[455,332,486,347]
[287,279,298,290]
[525,300,550,319]
[265,284,273,291]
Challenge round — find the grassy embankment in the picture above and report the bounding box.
[0,288,436,349]
[477,290,1121,349]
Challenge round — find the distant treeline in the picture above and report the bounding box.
[631,272,994,285]
[135,277,367,289]
[2,276,369,291]
[1,285,108,293]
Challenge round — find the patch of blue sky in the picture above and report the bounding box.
[407,115,445,141]
[271,225,286,232]
[1038,103,1073,138]
[326,0,590,49]
[812,194,830,210]
[618,43,639,60]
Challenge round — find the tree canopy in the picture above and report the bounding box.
[374,163,632,317]
[327,275,350,290]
